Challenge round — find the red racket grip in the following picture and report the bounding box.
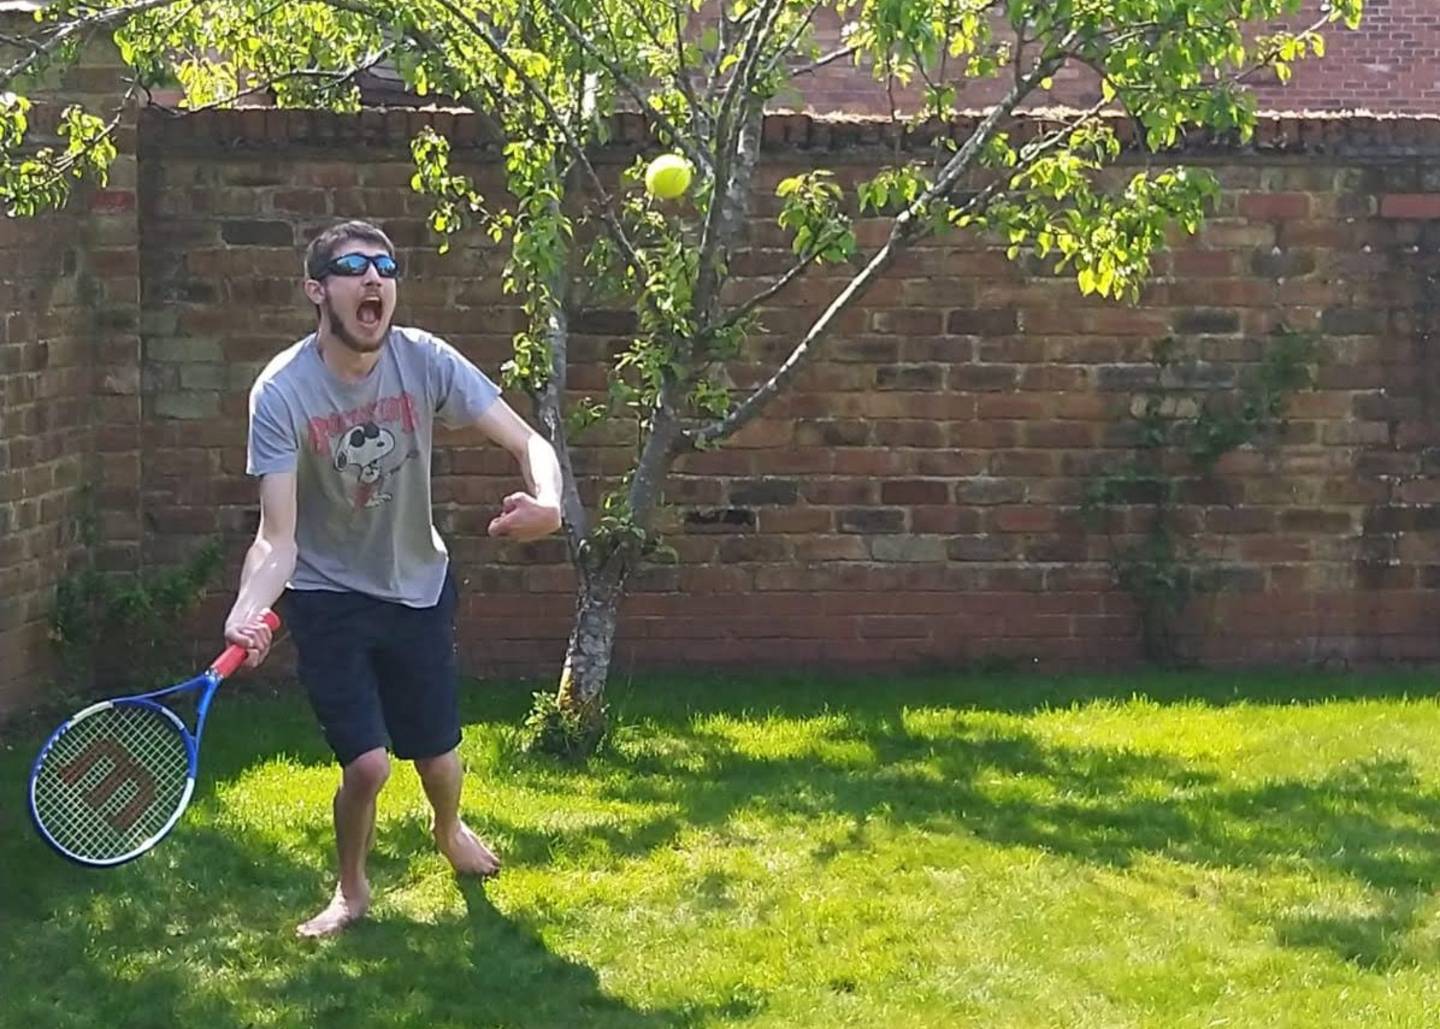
[211,609,282,680]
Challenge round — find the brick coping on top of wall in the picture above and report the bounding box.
[138,105,1440,160]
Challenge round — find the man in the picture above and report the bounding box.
[223,219,562,938]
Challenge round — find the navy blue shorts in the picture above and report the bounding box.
[283,573,460,766]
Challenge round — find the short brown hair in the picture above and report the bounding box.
[304,220,395,280]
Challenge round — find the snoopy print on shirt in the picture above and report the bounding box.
[303,390,423,510]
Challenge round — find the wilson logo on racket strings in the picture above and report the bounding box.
[56,738,158,832]
[29,609,279,866]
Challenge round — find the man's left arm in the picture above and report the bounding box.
[474,399,564,541]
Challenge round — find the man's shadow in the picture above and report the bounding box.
[280,860,736,1028]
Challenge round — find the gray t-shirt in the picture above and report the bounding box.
[246,326,500,607]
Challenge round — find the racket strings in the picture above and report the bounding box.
[32,705,190,862]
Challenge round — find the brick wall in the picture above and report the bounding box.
[4,14,1439,721]
[120,107,1440,690]
[0,193,89,709]
[1248,0,1440,114]
[794,0,1440,117]
[0,28,142,712]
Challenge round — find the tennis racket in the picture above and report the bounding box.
[27,610,281,868]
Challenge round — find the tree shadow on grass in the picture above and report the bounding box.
[494,690,1440,974]
[7,668,1440,1018]
[0,789,697,1029]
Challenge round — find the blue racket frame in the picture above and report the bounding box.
[27,610,278,869]
[26,675,218,867]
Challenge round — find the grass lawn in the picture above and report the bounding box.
[4,669,1440,1027]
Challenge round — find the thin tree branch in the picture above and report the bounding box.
[946,95,1110,224]
[703,2,741,109]
[317,0,511,139]
[925,31,1076,199]
[531,265,590,549]
[687,30,1075,449]
[801,99,1106,327]
[716,0,787,132]
[686,237,897,450]
[527,0,711,176]
[426,0,644,276]
[885,55,900,162]
[618,0,708,142]
[759,0,823,81]
[402,22,506,141]
[937,0,953,94]
[2,0,182,88]
[790,44,855,78]
[694,0,786,313]
[671,0,711,141]
[11,77,143,208]
[152,44,395,115]
[1066,9,1334,114]
[688,2,1322,449]
[709,249,823,335]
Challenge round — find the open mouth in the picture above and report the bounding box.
[356,297,384,328]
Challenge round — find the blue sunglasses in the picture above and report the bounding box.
[322,252,399,279]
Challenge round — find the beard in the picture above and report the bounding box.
[322,294,390,354]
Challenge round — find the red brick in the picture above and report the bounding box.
[88,189,136,214]
[857,616,932,639]
[1379,194,1440,219]
[990,507,1059,533]
[975,395,1050,420]
[880,480,950,505]
[1170,251,1236,277]
[1238,193,1311,220]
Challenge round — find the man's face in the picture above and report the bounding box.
[304,241,398,353]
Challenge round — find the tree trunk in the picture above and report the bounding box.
[528,548,632,757]
[558,559,627,718]
[535,385,678,752]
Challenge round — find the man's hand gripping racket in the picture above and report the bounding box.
[27,610,281,868]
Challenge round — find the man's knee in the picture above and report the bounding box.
[343,748,391,796]
[412,749,457,782]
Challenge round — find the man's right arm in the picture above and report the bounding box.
[224,471,298,667]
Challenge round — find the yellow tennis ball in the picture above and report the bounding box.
[644,153,693,199]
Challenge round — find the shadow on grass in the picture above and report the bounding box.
[499,673,1440,972]
[6,666,1440,1022]
[0,813,705,1029]
[0,699,703,1029]
[1273,907,1430,972]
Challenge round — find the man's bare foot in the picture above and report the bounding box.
[296,883,370,938]
[434,822,501,877]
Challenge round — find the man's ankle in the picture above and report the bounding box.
[338,877,369,901]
